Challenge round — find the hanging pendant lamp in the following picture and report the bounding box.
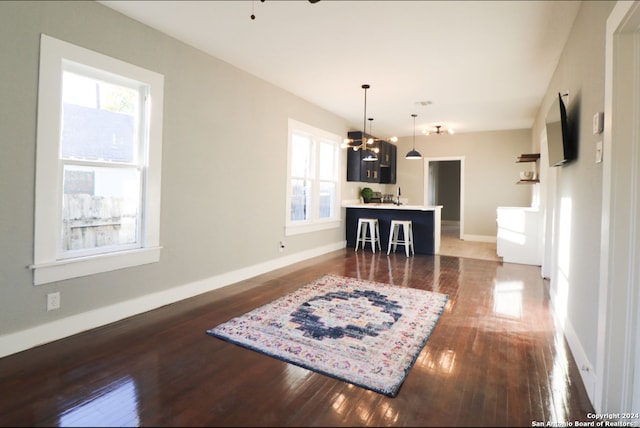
[406,114,422,159]
[362,117,379,162]
[342,84,396,156]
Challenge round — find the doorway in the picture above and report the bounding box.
[424,157,464,240]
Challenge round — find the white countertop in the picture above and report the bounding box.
[343,202,442,211]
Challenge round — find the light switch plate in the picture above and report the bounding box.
[593,112,604,135]
[596,140,603,163]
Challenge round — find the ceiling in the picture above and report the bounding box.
[99,0,581,138]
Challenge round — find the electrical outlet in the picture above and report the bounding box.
[47,292,60,311]
[279,241,285,252]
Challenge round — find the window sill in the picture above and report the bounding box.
[285,220,340,236]
[30,246,162,285]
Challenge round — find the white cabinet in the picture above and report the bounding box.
[496,207,541,265]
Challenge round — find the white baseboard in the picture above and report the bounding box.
[0,241,346,359]
[549,286,597,406]
[462,234,496,243]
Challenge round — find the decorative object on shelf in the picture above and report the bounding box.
[519,171,536,180]
[516,153,540,183]
[342,84,397,161]
[423,125,454,136]
[360,186,374,203]
[406,114,422,159]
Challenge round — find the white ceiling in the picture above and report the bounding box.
[99,0,581,138]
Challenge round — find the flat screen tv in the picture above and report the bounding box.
[546,92,573,167]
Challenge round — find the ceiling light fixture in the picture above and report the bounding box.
[423,125,455,136]
[406,114,422,160]
[366,117,399,147]
[342,84,397,161]
[362,117,379,162]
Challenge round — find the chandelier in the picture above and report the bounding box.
[423,125,454,135]
[342,84,397,162]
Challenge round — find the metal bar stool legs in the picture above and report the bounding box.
[355,218,381,253]
[387,220,414,256]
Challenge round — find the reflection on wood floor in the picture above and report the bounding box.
[0,248,592,427]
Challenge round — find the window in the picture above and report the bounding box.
[286,119,341,235]
[31,35,164,285]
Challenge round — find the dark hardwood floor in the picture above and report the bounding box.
[0,249,594,427]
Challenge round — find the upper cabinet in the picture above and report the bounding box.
[346,131,396,184]
[379,143,396,184]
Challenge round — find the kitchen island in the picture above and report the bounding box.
[343,203,442,254]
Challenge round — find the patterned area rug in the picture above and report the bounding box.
[206,274,448,397]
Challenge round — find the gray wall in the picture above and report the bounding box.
[0,1,349,344]
[395,129,533,237]
[530,0,615,403]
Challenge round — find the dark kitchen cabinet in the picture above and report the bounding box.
[378,140,391,167]
[380,143,396,184]
[346,131,396,184]
[346,146,361,182]
[362,154,379,182]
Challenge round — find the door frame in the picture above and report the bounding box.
[423,156,465,239]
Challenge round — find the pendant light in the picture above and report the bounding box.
[406,114,422,159]
[342,84,395,157]
[362,117,379,162]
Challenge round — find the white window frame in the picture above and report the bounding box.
[286,119,341,236]
[31,34,164,285]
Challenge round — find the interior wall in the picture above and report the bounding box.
[529,0,615,405]
[598,1,640,414]
[0,1,348,349]
[396,129,532,238]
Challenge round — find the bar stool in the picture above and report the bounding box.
[355,218,381,253]
[387,220,414,256]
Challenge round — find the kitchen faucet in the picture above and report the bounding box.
[395,187,402,206]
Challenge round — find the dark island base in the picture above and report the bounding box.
[346,207,436,254]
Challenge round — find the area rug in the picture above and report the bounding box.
[205,274,448,397]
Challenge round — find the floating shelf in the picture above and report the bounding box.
[515,153,540,184]
[516,153,540,163]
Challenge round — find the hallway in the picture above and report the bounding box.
[438,221,503,262]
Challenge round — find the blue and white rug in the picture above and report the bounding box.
[206,274,448,397]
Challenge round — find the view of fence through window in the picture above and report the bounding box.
[60,71,142,253]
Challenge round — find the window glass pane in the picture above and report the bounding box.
[318,141,336,181]
[291,134,312,178]
[62,165,140,253]
[319,181,335,219]
[290,178,311,221]
[61,71,139,163]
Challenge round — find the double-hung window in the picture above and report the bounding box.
[286,119,341,235]
[31,35,164,285]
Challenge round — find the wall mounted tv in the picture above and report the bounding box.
[546,92,574,167]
